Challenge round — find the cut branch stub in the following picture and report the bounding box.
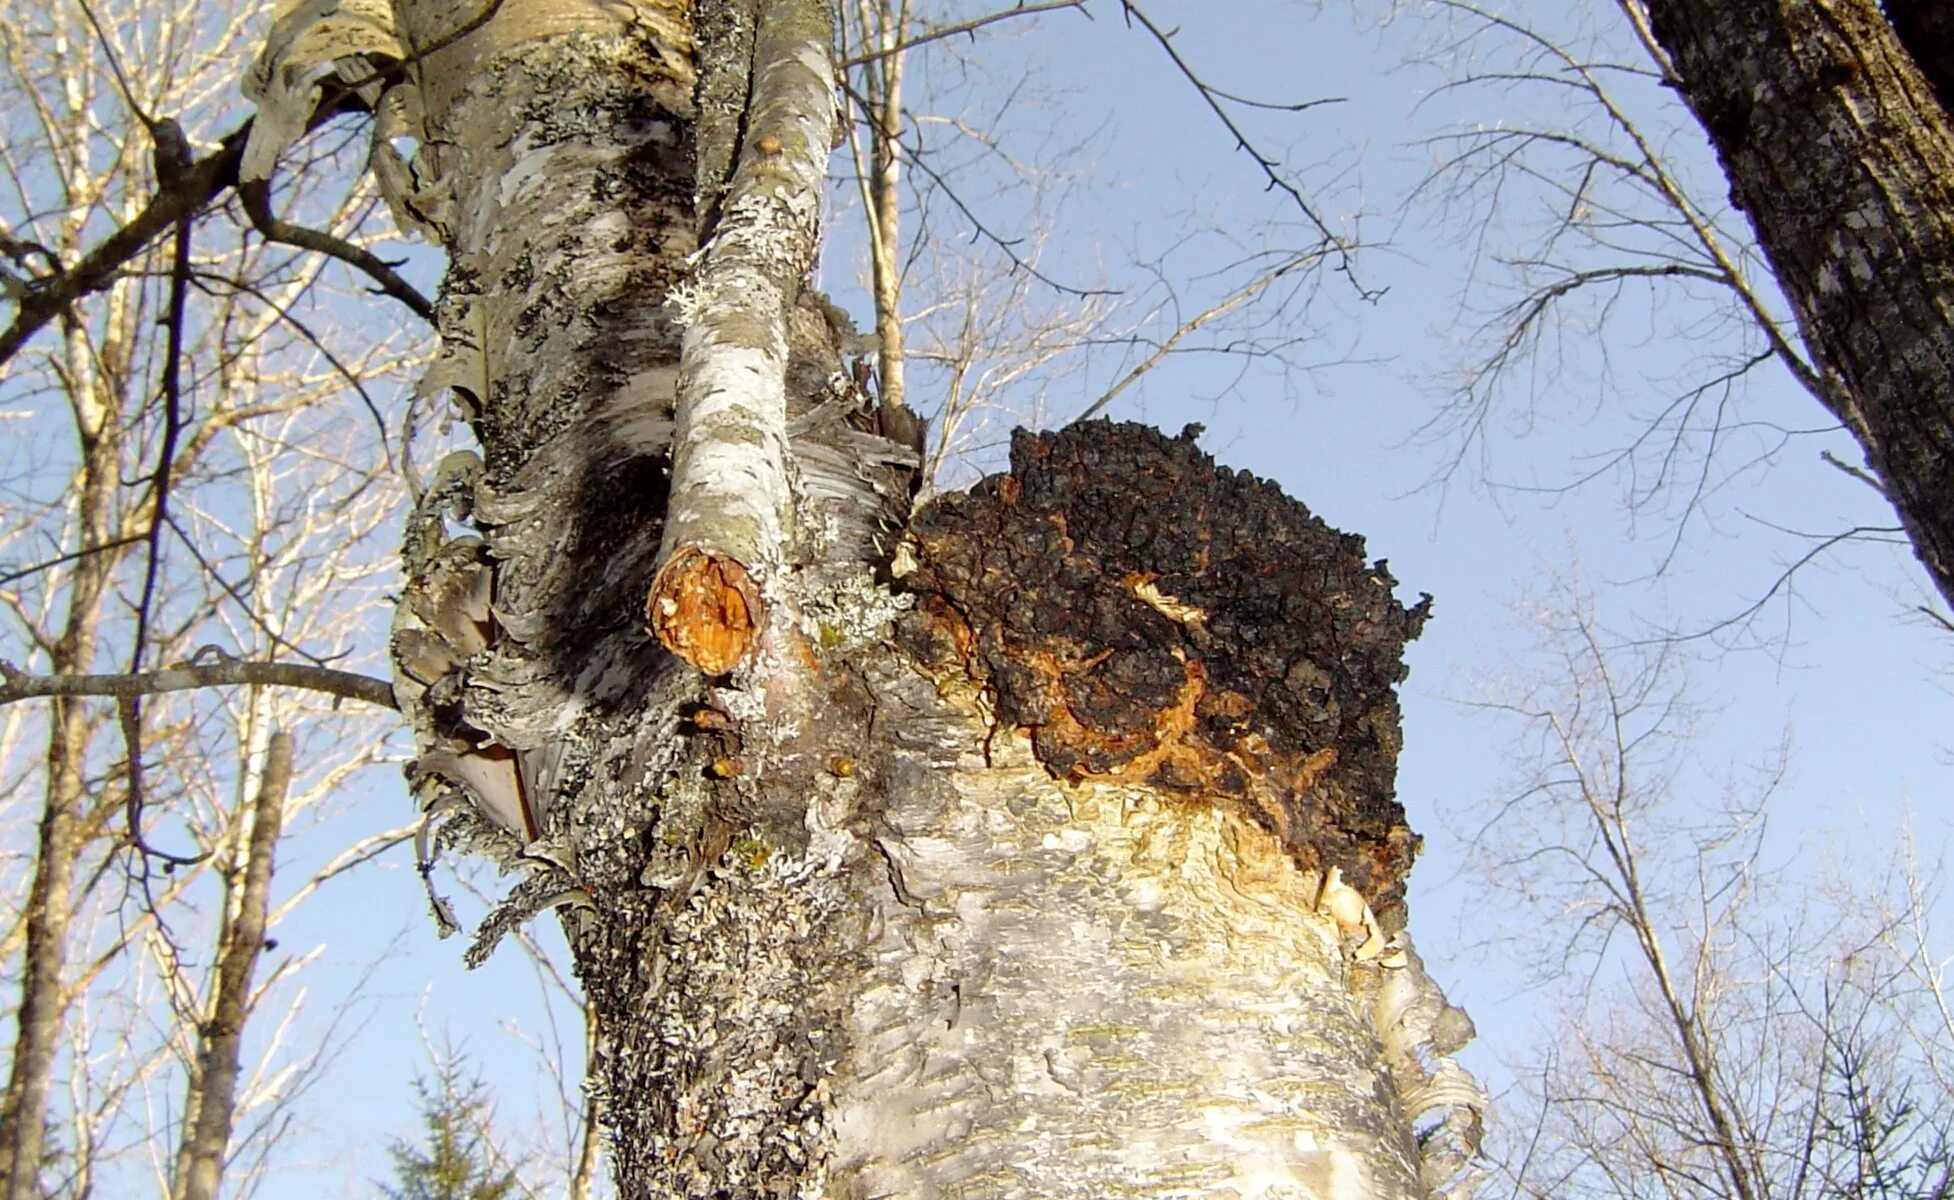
[646,0,837,674]
[898,420,1431,919]
[647,546,760,675]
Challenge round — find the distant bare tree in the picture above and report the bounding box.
[833,0,1363,488]
[0,0,419,1193]
[1466,591,1954,1200]
[1400,3,1829,550]
[1398,0,1952,630]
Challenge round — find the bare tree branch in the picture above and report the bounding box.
[1116,0,1372,296]
[839,0,1086,68]
[0,129,248,366]
[1069,250,1319,424]
[0,658,395,710]
[238,180,433,320]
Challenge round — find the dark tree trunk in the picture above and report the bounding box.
[1883,0,1954,112]
[1639,0,1954,607]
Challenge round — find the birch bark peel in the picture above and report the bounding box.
[833,760,1429,1199]
[818,419,1480,1197]
[650,0,838,672]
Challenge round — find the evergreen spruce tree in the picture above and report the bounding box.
[381,1059,519,1200]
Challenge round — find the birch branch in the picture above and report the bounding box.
[647,0,837,673]
[173,731,291,1200]
[0,659,396,710]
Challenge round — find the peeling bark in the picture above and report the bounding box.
[568,427,1474,1199]
[253,0,1487,1194]
[830,757,1419,1198]
[1642,0,1954,607]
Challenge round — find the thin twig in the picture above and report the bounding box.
[239,180,433,320]
[1117,0,1374,298]
[121,173,199,867]
[0,535,149,587]
[0,0,504,365]
[866,93,1116,299]
[839,0,1086,67]
[1820,449,1887,498]
[193,268,396,460]
[74,0,157,129]
[1070,251,1316,423]
[166,513,333,667]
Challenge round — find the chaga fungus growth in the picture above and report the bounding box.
[899,420,1431,921]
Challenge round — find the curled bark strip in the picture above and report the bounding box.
[647,546,760,675]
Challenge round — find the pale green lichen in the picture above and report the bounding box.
[800,573,912,649]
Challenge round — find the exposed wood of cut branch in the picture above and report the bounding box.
[647,0,838,672]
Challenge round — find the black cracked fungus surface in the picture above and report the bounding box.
[898,420,1431,914]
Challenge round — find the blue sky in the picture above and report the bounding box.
[93,0,1953,1193]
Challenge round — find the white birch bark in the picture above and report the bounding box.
[828,730,1430,1198]
[244,2,1482,1196]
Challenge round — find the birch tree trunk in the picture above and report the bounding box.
[246,1,1483,1195]
[0,312,130,1200]
[1635,0,1954,607]
[170,731,292,1200]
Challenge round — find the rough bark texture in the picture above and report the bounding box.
[351,1,1480,1196]
[826,696,1423,1198]
[900,423,1429,924]
[1882,0,1954,113]
[559,426,1467,1199]
[1641,0,1954,607]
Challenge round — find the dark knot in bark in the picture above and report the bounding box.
[897,420,1431,919]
